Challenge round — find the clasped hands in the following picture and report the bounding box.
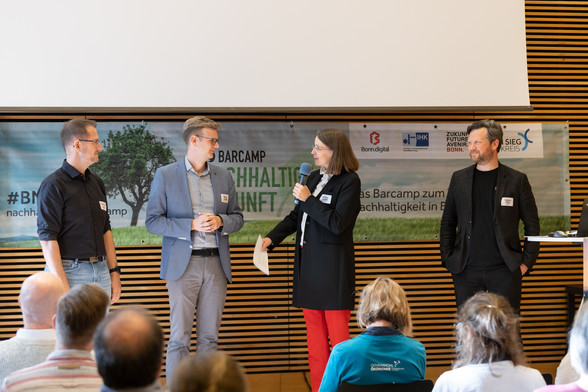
[191,213,222,232]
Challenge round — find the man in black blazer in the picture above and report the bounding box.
[440,119,540,312]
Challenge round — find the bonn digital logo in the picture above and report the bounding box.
[370,131,381,145]
[361,131,390,153]
[402,132,429,147]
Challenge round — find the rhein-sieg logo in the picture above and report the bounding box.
[360,131,390,153]
[501,128,533,152]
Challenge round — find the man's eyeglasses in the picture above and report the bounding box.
[78,139,101,145]
[312,145,330,151]
[197,135,219,145]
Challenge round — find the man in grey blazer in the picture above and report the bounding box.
[440,119,540,313]
[145,116,243,382]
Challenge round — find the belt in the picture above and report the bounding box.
[191,248,219,257]
[62,256,106,263]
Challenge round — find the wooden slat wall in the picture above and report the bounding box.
[1,0,587,377]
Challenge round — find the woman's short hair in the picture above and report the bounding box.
[316,128,359,175]
[169,351,248,392]
[356,276,413,335]
[569,303,588,374]
[454,292,526,369]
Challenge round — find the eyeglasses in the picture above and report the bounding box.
[197,135,219,146]
[312,144,330,151]
[78,139,101,145]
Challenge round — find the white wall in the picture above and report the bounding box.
[0,0,529,112]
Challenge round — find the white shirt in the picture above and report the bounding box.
[300,169,332,246]
[432,360,546,392]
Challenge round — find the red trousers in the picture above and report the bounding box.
[302,308,351,392]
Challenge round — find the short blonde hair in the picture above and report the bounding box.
[356,276,412,335]
[182,116,221,145]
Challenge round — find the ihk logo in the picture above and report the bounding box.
[370,131,380,145]
[402,132,429,147]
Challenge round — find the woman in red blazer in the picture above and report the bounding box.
[261,128,361,392]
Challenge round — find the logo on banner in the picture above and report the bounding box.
[517,129,533,151]
[360,131,390,153]
[446,131,468,152]
[502,128,533,153]
[402,132,429,147]
[370,131,381,145]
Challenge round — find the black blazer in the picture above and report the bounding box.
[266,170,361,310]
[439,163,540,274]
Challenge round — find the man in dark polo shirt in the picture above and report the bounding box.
[37,118,121,304]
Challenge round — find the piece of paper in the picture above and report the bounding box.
[253,235,269,275]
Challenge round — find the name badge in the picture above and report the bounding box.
[501,197,514,207]
[221,194,229,203]
[320,194,332,204]
[99,201,107,211]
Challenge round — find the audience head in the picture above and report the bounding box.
[356,276,413,336]
[94,307,164,389]
[454,291,525,368]
[569,304,588,375]
[55,283,109,350]
[466,119,504,153]
[169,351,249,392]
[60,118,97,151]
[19,272,66,329]
[316,128,359,175]
[182,116,221,145]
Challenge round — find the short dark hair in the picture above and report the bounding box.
[467,119,503,152]
[94,307,164,389]
[182,116,221,145]
[316,128,359,175]
[55,283,108,349]
[60,118,97,150]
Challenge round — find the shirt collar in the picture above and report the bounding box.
[185,156,209,176]
[16,328,56,340]
[62,159,87,179]
[361,326,402,336]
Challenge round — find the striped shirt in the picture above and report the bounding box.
[2,349,102,391]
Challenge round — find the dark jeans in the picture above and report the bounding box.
[451,263,522,313]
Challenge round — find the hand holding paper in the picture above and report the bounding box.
[253,235,269,275]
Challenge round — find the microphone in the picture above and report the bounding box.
[295,163,312,205]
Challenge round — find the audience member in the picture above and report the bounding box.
[2,283,109,391]
[432,292,545,392]
[0,272,66,384]
[318,276,426,392]
[94,307,164,392]
[535,304,588,392]
[169,351,248,392]
[555,352,579,385]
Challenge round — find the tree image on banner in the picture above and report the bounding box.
[93,123,175,226]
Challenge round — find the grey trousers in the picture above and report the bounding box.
[165,254,227,383]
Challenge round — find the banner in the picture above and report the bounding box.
[0,122,568,246]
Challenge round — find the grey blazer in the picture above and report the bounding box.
[145,160,243,282]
